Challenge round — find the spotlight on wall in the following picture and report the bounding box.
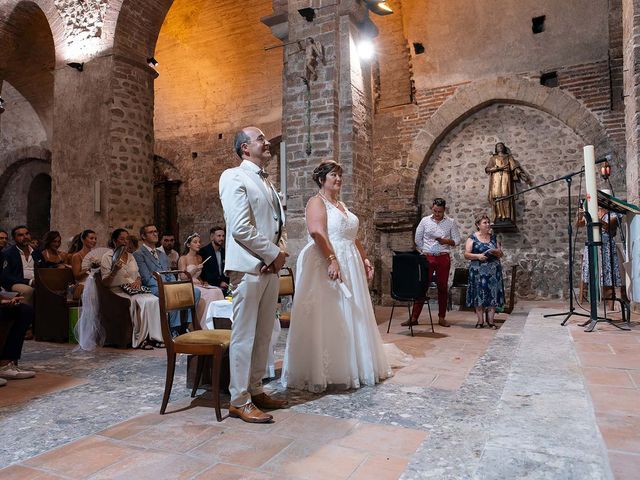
[357,39,375,60]
[147,57,159,68]
[0,96,5,114]
[298,7,316,22]
[67,62,84,72]
[365,0,394,16]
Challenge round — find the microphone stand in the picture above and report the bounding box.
[496,167,592,325]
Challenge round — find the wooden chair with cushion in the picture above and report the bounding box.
[153,271,231,421]
[34,267,79,342]
[278,267,295,328]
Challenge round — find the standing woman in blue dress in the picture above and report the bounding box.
[464,215,505,328]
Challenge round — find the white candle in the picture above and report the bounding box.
[583,145,600,242]
[280,141,287,207]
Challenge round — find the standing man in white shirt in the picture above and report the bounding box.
[404,198,461,328]
[220,126,288,423]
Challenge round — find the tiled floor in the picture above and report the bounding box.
[568,315,640,480]
[1,301,638,479]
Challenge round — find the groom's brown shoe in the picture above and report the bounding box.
[252,392,288,410]
[229,402,273,423]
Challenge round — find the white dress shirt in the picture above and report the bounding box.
[415,215,461,255]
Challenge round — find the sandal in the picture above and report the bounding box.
[151,340,166,349]
[138,341,154,350]
[475,321,485,329]
[486,322,498,329]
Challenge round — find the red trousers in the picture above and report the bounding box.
[411,253,451,320]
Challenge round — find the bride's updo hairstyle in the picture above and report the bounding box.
[312,160,343,188]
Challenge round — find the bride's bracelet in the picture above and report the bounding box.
[326,254,336,263]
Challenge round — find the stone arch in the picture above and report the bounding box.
[0,156,51,230]
[406,76,618,205]
[110,0,174,62]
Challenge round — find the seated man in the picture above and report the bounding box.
[133,224,200,336]
[1,226,35,305]
[199,226,230,294]
[160,233,179,270]
[0,294,36,386]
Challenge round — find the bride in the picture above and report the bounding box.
[282,160,403,393]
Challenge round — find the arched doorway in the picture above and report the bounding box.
[27,172,51,240]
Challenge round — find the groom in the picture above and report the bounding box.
[219,126,288,423]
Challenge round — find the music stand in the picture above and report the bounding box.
[581,190,640,332]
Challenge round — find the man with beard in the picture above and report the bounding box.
[199,226,229,294]
[219,126,288,423]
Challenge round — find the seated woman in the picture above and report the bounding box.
[100,228,163,349]
[69,230,97,299]
[464,214,505,329]
[32,231,70,268]
[177,233,224,329]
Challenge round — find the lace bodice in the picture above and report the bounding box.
[314,196,359,243]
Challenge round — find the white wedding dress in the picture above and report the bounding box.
[281,197,398,393]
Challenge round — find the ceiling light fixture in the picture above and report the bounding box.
[298,3,339,22]
[67,62,84,72]
[365,0,394,16]
[357,39,375,60]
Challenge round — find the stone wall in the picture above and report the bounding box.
[152,0,283,242]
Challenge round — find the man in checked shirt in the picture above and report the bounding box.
[402,197,461,328]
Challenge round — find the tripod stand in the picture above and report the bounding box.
[496,168,591,325]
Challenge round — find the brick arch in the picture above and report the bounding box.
[407,76,617,204]
[0,155,50,200]
[109,0,174,62]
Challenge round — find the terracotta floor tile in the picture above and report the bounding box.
[348,454,410,480]
[629,372,640,388]
[429,373,466,390]
[576,352,635,369]
[263,441,368,480]
[122,421,225,453]
[610,344,640,355]
[23,436,136,479]
[597,414,640,453]
[98,413,166,440]
[270,412,358,443]
[386,370,438,387]
[608,451,640,480]
[583,368,635,388]
[88,449,211,480]
[574,342,615,354]
[589,386,640,415]
[193,463,278,480]
[188,429,293,468]
[0,373,87,408]
[338,423,427,457]
[0,465,68,480]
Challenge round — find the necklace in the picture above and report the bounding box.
[318,191,340,207]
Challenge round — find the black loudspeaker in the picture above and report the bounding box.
[391,252,428,299]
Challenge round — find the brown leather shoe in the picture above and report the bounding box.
[400,318,418,327]
[252,392,288,410]
[229,402,273,423]
[438,317,450,327]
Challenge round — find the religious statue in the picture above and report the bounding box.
[298,37,324,82]
[485,142,531,227]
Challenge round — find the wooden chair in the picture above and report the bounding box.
[278,267,295,328]
[34,267,79,342]
[153,271,231,421]
[94,272,134,348]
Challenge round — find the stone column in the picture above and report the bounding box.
[50,54,155,244]
[622,0,640,310]
[264,0,376,259]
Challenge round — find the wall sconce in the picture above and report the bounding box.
[365,0,394,16]
[0,96,5,114]
[67,62,84,72]
[147,57,158,68]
